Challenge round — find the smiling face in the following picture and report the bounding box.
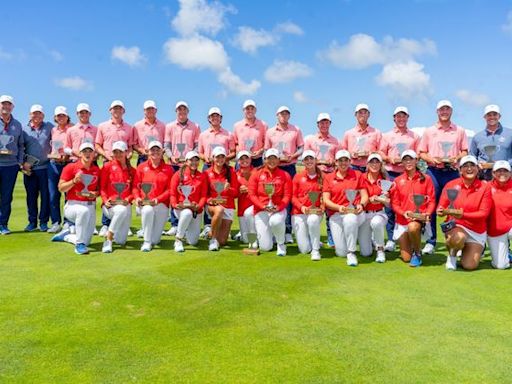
[80,148,94,162]
[317,119,331,135]
[303,155,316,171]
[186,156,200,170]
[355,109,369,126]
[30,111,44,126]
[437,106,452,123]
[244,106,256,120]
[144,107,157,120]
[460,161,477,181]
[336,157,351,172]
[208,113,222,128]
[277,111,290,125]
[149,146,163,162]
[238,155,251,168]
[113,149,126,162]
[77,110,91,124]
[110,106,125,120]
[1,101,13,116]
[367,158,382,173]
[402,155,417,172]
[394,112,409,130]
[485,111,500,129]
[176,106,189,123]
[55,114,68,126]
[213,154,226,167]
[265,155,279,170]
[493,168,511,184]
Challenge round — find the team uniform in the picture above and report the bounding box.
[205,166,239,221]
[236,166,255,243]
[133,118,165,164]
[340,125,382,170]
[233,118,267,167]
[487,178,512,269]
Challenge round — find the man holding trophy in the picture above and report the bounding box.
[133,100,166,165]
[233,99,267,168]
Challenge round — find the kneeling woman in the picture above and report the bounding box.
[390,150,435,267]
[170,151,208,252]
[248,148,292,256]
[133,141,174,252]
[291,150,324,260]
[323,150,368,267]
[236,150,255,244]
[99,141,135,253]
[487,161,512,269]
[51,142,100,255]
[437,155,492,271]
[205,146,239,251]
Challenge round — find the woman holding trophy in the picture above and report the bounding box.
[291,150,324,261]
[170,150,208,252]
[390,150,435,267]
[248,148,292,256]
[235,150,256,245]
[99,141,135,253]
[51,142,100,255]
[487,160,512,269]
[204,146,239,251]
[323,150,368,266]
[133,141,174,252]
[437,155,492,271]
[359,153,391,263]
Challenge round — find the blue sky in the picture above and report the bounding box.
[1,0,511,137]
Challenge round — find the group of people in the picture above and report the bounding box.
[1,93,511,271]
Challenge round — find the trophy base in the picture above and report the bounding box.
[356,151,369,158]
[78,191,96,199]
[344,207,358,214]
[0,149,13,155]
[480,162,494,170]
[409,212,428,221]
[210,198,227,205]
[306,208,323,215]
[243,248,260,256]
[21,169,32,176]
[142,199,155,206]
[47,154,63,159]
[317,160,329,165]
[443,208,462,216]
[112,200,128,206]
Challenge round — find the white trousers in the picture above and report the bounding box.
[175,208,201,246]
[102,205,132,245]
[141,203,169,245]
[358,210,388,256]
[255,209,287,251]
[238,206,256,243]
[329,212,366,257]
[64,201,96,245]
[487,228,512,270]
[292,214,322,254]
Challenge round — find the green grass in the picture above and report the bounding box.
[1,176,511,383]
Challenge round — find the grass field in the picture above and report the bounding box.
[1,176,511,383]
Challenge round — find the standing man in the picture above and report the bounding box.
[233,99,267,167]
[265,106,304,243]
[65,103,97,161]
[418,100,468,255]
[95,100,134,236]
[379,106,420,252]
[133,100,165,165]
[341,103,382,172]
[22,104,54,232]
[470,104,512,181]
[0,95,24,235]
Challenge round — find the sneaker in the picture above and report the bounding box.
[24,223,37,232]
[98,225,108,237]
[0,225,11,235]
[384,240,395,252]
[285,233,294,244]
[208,238,219,251]
[39,223,49,232]
[62,222,70,231]
[409,252,422,267]
[174,238,185,252]
[200,225,211,239]
[127,229,133,236]
[93,228,98,235]
[69,225,76,234]
[75,243,89,255]
[232,231,242,241]
[311,250,321,261]
[347,253,358,267]
[136,229,144,238]
[164,227,177,236]
[51,228,70,242]
[140,242,152,252]
[446,255,457,271]
[47,223,61,233]
[277,243,287,256]
[102,240,113,253]
[376,250,386,263]
[422,243,435,255]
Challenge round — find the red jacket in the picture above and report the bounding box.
[322,169,365,214]
[363,173,387,212]
[248,166,292,214]
[291,169,323,215]
[133,160,174,206]
[488,179,512,237]
[205,165,239,209]
[236,166,253,216]
[100,160,136,205]
[60,161,101,202]
[170,167,208,213]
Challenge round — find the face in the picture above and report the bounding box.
[367,158,382,173]
[238,155,251,168]
[1,101,13,115]
[112,149,126,162]
[485,112,500,127]
[493,168,511,184]
[460,161,477,180]
[176,106,189,122]
[55,114,68,126]
[402,156,417,171]
[336,157,351,172]
[208,113,222,127]
[393,112,409,129]
[77,110,91,124]
[144,107,157,120]
[317,119,331,135]
[30,111,44,125]
[303,156,316,171]
[148,146,162,161]
[110,106,125,120]
[244,106,256,120]
[277,111,290,125]
[213,154,226,167]
[187,156,200,170]
[355,109,370,125]
[81,148,94,161]
[437,106,452,122]
[265,155,279,169]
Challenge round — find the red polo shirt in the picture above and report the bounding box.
[236,166,253,216]
[133,160,174,206]
[291,169,323,215]
[205,165,239,209]
[488,179,512,237]
[322,169,365,213]
[170,167,208,213]
[363,173,386,212]
[248,166,292,214]
[60,161,101,202]
[100,160,136,204]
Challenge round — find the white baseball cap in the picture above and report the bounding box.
[147,140,163,149]
[301,150,316,161]
[393,106,409,116]
[143,100,157,110]
[185,150,200,160]
[236,150,251,160]
[436,99,453,110]
[30,104,44,114]
[112,141,127,152]
[76,103,91,113]
[110,100,125,110]
[276,105,290,115]
[355,103,370,113]
[79,142,95,152]
[316,113,331,122]
[264,148,280,159]
[243,99,256,109]
[459,155,477,166]
[493,160,511,172]
[175,100,189,110]
[484,104,500,116]
[211,146,227,157]
[335,149,351,160]
[208,107,222,116]
[0,95,14,106]
[54,106,68,116]
[400,149,417,160]
[367,153,383,163]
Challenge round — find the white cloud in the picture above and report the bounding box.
[54,76,93,91]
[264,60,312,83]
[232,27,277,54]
[218,68,261,94]
[455,89,490,107]
[293,91,309,103]
[50,49,64,62]
[376,61,431,98]
[275,21,304,36]
[171,0,235,36]
[0,47,14,61]
[0,47,27,61]
[111,46,147,67]
[163,35,228,71]
[503,11,512,35]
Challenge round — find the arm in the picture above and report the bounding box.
[248,172,266,211]
[276,174,292,212]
